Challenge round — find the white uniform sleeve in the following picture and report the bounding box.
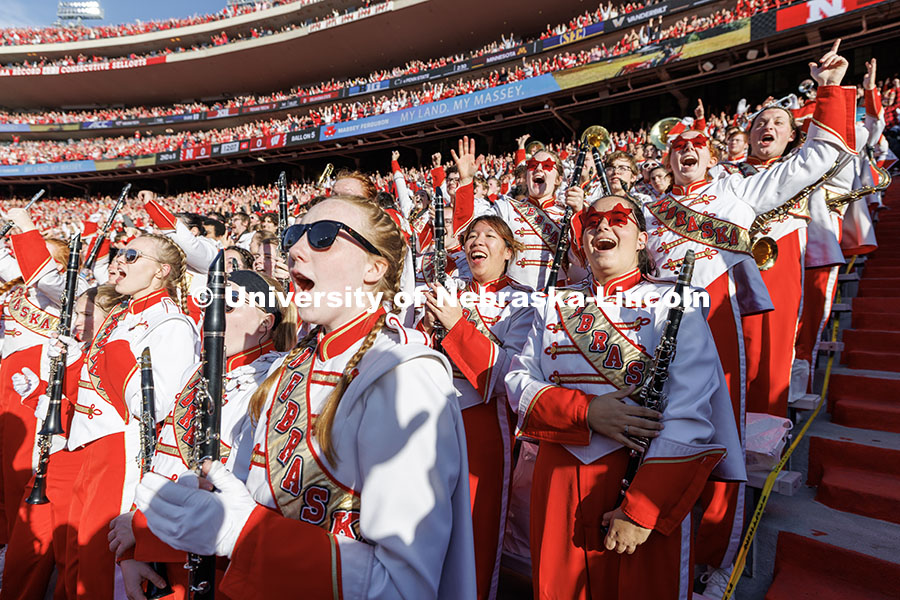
[168,221,220,274]
[337,356,474,600]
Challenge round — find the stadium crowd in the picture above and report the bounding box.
[0,0,791,127]
[0,0,842,167]
[0,0,316,47]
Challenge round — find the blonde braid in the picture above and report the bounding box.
[316,313,386,466]
[142,233,190,314]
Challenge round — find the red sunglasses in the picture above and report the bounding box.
[669,134,709,152]
[526,157,557,171]
[579,203,635,230]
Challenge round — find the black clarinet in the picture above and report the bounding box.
[0,189,45,238]
[544,144,588,291]
[276,171,291,290]
[85,183,131,272]
[26,234,81,505]
[431,187,448,349]
[616,250,695,504]
[139,348,175,599]
[590,146,612,197]
[188,251,225,599]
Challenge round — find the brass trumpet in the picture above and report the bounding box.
[317,163,334,188]
[649,117,681,151]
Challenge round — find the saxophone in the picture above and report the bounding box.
[748,155,850,270]
[824,146,892,211]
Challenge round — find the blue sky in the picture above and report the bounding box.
[0,0,231,28]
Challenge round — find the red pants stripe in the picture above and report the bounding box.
[66,432,137,600]
[743,230,804,417]
[0,447,83,600]
[530,443,694,600]
[696,270,745,568]
[463,399,513,600]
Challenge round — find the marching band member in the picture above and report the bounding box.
[108,271,296,600]
[453,136,586,290]
[506,194,744,600]
[794,57,883,399]
[646,41,856,590]
[0,208,87,550]
[65,234,199,600]
[420,215,535,600]
[134,194,476,599]
[1,285,120,600]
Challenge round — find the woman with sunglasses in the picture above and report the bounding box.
[62,233,199,600]
[646,42,854,584]
[2,284,121,600]
[419,214,534,600]
[506,195,744,600]
[135,194,476,599]
[453,136,586,291]
[108,271,297,599]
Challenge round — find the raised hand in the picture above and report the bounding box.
[450,136,483,185]
[863,58,877,91]
[809,39,848,87]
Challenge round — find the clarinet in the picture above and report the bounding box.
[431,187,448,349]
[615,250,695,504]
[544,144,588,291]
[139,349,175,600]
[85,183,131,272]
[26,234,81,505]
[0,189,45,238]
[187,250,225,599]
[590,146,612,197]
[276,171,291,291]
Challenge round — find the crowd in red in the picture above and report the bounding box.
[0,0,828,167]
[0,0,313,47]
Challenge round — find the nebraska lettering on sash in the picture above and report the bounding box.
[557,296,651,393]
[648,197,752,254]
[171,370,230,466]
[7,285,60,338]
[509,198,561,251]
[268,352,362,540]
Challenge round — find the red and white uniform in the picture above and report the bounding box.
[126,342,282,598]
[505,271,745,600]
[643,84,857,567]
[454,182,583,290]
[795,89,884,396]
[423,276,535,600]
[713,155,809,418]
[65,289,199,600]
[230,309,476,599]
[0,231,87,600]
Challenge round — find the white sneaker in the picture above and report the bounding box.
[700,565,733,599]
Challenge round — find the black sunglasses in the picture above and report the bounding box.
[281,220,382,257]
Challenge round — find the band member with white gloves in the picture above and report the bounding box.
[65,234,199,600]
[420,215,535,600]
[108,272,296,599]
[505,195,744,600]
[135,195,476,599]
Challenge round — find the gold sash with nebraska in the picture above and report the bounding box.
[266,348,362,539]
[167,369,231,468]
[509,198,561,252]
[459,292,502,346]
[647,197,752,254]
[6,285,60,338]
[555,293,652,394]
